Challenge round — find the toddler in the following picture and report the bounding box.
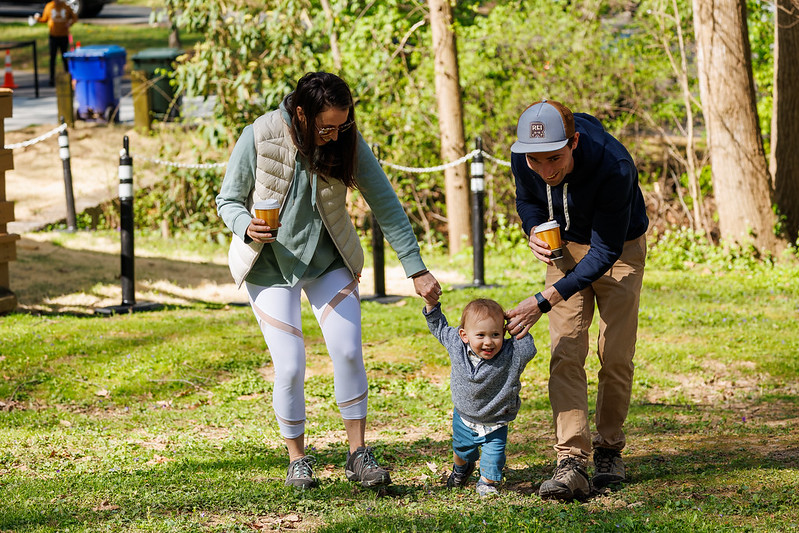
[424,295,536,496]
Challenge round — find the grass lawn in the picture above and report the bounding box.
[1,233,798,532]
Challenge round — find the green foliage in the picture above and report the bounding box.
[646,226,780,270]
[747,0,775,140]
[157,0,720,240]
[133,166,226,241]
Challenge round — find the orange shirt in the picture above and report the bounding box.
[39,0,78,37]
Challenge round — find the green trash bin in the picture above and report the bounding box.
[131,48,183,120]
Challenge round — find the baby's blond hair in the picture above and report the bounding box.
[459,298,505,329]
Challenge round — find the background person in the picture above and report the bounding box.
[217,71,442,490]
[505,99,648,502]
[423,296,536,497]
[34,0,78,87]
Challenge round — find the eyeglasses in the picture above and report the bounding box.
[317,119,355,139]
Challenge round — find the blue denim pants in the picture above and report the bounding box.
[452,409,508,483]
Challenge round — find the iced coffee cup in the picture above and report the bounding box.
[253,199,280,241]
[534,220,563,260]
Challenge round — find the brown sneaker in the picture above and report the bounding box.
[592,447,626,488]
[539,457,591,501]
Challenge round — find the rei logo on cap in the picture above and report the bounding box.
[530,122,545,138]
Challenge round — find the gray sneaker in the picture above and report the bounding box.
[285,456,318,489]
[447,462,476,488]
[345,446,391,487]
[592,448,626,488]
[475,479,499,497]
[539,457,591,501]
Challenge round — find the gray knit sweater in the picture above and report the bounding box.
[424,303,537,426]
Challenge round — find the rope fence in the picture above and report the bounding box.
[3,123,67,150]
[5,126,512,173]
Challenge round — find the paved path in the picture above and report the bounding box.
[5,69,214,132]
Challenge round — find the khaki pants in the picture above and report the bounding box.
[545,234,646,462]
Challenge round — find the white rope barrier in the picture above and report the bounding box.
[4,125,513,174]
[379,149,481,173]
[481,150,512,168]
[3,123,68,150]
[133,154,227,170]
[130,147,512,174]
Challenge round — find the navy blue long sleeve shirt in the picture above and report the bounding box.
[512,114,649,301]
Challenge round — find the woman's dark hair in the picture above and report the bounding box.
[287,72,358,189]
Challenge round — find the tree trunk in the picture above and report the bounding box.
[771,0,799,243]
[692,0,781,252]
[428,0,470,254]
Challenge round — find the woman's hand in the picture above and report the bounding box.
[412,271,442,303]
[246,217,280,243]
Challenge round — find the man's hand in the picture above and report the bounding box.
[528,228,555,265]
[506,288,563,339]
[505,295,543,339]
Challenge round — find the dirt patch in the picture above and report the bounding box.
[4,122,181,234]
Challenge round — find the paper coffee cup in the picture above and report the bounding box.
[534,220,563,259]
[253,199,279,239]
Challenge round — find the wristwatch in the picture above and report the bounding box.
[535,292,551,313]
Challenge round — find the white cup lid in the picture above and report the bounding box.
[535,220,560,232]
[253,199,279,210]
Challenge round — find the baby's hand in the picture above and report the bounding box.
[423,293,439,311]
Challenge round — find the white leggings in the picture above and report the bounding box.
[246,268,368,439]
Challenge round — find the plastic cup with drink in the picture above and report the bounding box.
[253,199,280,243]
[534,220,563,260]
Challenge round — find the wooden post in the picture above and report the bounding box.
[0,88,20,313]
[56,72,74,128]
[131,69,152,133]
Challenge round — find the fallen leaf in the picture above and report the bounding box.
[92,501,121,511]
[95,389,110,398]
[426,461,438,473]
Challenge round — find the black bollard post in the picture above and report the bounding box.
[119,136,135,306]
[95,137,162,315]
[470,137,486,286]
[371,144,386,298]
[58,118,77,232]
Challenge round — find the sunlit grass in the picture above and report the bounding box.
[1,232,798,531]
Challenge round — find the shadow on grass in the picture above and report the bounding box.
[11,236,242,314]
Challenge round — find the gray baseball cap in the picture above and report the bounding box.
[510,99,575,154]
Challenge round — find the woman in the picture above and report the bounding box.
[217,72,441,490]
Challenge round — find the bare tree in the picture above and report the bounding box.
[644,0,709,235]
[692,0,782,252]
[771,0,799,243]
[428,0,470,254]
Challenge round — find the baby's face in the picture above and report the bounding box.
[459,314,505,359]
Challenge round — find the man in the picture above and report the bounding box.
[505,100,648,502]
[35,0,78,86]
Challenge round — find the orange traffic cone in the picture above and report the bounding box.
[2,50,18,89]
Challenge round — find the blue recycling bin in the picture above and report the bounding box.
[65,45,127,122]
